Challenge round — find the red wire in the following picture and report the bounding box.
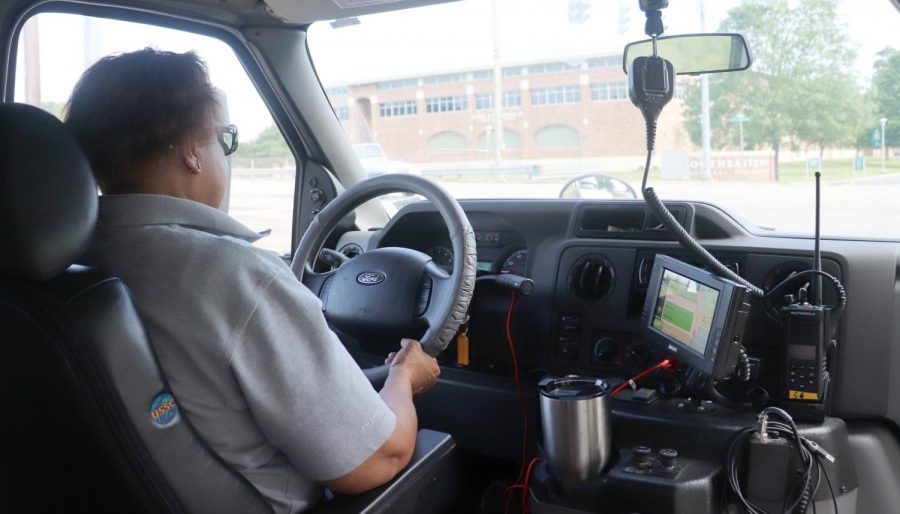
[501,291,531,514]
[520,457,541,513]
[504,291,528,483]
[610,358,673,396]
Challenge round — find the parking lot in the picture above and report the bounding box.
[228,174,900,254]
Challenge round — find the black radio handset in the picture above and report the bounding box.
[780,172,836,422]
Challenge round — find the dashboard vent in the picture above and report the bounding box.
[575,204,691,240]
[569,256,615,300]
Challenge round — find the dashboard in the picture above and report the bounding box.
[335,198,900,430]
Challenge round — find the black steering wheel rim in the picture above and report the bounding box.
[290,174,476,380]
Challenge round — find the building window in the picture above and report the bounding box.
[478,128,523,150]
[422,73,467,85]
[535,124,581,148]
[379,100,417,117]
[531,85,581,105]
[378,78,418,90]
[475,92,493,110]
[474,90,522,110]
[472,69,494,81]
[587,56,622,69]
[526,61,580,74]
[425,95,468,113]
[590,82,628,101]
[326,85,349,96]
[503,90,522,107]
[502,66,523,77]
[334,105,349,121]
[428,131,468,152]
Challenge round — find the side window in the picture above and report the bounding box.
[14,13,297,254]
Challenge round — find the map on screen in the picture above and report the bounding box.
[651,269,720,354]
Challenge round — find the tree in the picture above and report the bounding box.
[794,74,867,162]
[237,124,292,159]
[871,47,900,149]
[682,0,859,179]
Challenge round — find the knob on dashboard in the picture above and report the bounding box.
[593,338,621,362]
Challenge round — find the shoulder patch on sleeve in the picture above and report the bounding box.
[150,392,180,428]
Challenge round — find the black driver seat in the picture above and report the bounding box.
[0,104,274,513]
[0,103,461,514]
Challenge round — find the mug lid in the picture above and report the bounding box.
[539,375,609,400]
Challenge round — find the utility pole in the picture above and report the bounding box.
[699,0,712,180]
[23,17,41,106]
[491,0,503,167]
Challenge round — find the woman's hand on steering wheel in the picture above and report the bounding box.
[384,339,440,395]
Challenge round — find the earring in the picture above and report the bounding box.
[196,158,202,171]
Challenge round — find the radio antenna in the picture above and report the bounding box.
[813,171,823,305]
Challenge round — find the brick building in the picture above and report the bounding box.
[326,52,689,172]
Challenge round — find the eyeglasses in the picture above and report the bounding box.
[218,124,239,156]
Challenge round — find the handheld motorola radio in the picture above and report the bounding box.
[780,172,835,422]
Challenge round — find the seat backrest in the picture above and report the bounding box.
[0,103,272,514]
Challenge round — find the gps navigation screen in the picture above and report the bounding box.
[651,269,720,354]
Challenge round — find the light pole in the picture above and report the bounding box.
[881,117,888,174]
[699,0,712,180]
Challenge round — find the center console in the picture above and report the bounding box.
[528,401,857,514]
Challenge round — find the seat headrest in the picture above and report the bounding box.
[0,103,98,281]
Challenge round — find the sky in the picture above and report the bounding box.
[14,0,900,139]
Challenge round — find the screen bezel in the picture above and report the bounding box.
[648,268,723,358]
[643,255,737,375]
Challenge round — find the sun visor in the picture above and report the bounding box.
[263,0,459,24]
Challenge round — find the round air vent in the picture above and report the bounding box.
[568,255,615,301]
[762,261,839,319]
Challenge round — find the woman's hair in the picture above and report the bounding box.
[64,48,220,192]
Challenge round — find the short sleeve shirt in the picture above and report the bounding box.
[80,194,396,514]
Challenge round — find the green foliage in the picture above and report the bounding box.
[681,0,862,177]
[236,125,292,159]
[40,101,66,120]
[871,47,900,147]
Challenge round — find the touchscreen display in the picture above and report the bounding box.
[651,269,720,354]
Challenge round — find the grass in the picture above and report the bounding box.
[577,158,900,184]
[777,158,900,183]
[425,157,899,185]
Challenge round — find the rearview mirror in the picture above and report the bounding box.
[623,33,751,76]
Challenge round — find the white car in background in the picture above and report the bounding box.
[352,143,419,178]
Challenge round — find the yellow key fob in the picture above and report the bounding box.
[457,331,470,366]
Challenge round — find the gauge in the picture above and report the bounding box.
[501,249,528,276]
[426,246,454,268]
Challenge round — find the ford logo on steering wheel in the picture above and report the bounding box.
[357,272,386,285]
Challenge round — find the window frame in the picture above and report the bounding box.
[2,1,309,255]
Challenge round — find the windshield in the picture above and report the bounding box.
[309,0,900,239]
[353,144,385,158]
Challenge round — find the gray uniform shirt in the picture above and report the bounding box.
[81,194,396,514]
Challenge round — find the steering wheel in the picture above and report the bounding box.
[290,174,476,385]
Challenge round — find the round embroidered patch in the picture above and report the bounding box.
[150,392,179,428]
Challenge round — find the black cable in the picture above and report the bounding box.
[726,407,838,514]
[737,345,751,382]
[818,457,840,514]
[639,125,848,306]
[760,269,847,316]
[639,146,766,297]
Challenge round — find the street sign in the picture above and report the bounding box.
[806,158,820,169]
[854,157,865,172]
[729,114,751,123]
[872,128,882,149]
